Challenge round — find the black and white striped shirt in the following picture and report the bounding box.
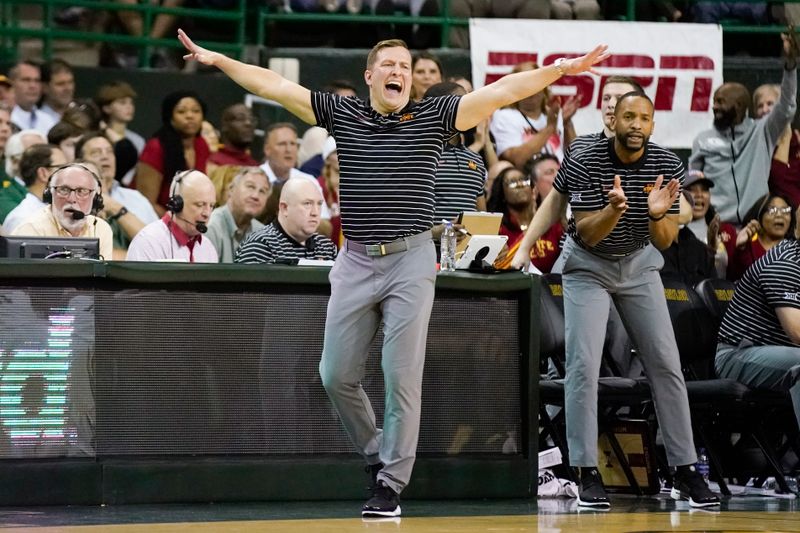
[311,92,461,244]
[554,137,683,256]
[433,143,486,221]
[234,221,338,264]
[718,239,800,347]
[567,130,606,156]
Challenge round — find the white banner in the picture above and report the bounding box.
[470,19,723,149]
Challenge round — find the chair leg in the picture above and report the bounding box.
[601,422,643,495]
[692,420,731,496]
[752,425,792,494]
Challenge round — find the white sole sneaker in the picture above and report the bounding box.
[362,505,401,518]
[670,487,720,507]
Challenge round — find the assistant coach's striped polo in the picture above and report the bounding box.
[554,137,684,256]
[311,92,461,245]
[718,239,800,347]
[433,143,486,221]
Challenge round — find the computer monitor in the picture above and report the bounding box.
[0,236,100,259]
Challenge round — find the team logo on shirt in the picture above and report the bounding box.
[467,161,477,170]
[644,183,655,194]
[399,113,415,122]
[570,193,582,203]
[784,291,800,302]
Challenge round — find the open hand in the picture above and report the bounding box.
[707,213,721,252]
[608,175,628,213]
[782,26,800,67]
[736,219,761,248]
[647,174,679,219]
[561,45,610,76]
[561,95,580,123]
[178,28,222,66]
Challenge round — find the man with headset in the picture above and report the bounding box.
[126,169,218,262]
[11,162,113,260]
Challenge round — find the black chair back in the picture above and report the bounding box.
[694,277,735,330]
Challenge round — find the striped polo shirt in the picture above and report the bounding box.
[554,137,684,256]
[235,220,338,264]
[311,92,461,244]
[567,130,606,156]
[718,239,800,347]
[433,143,486,221]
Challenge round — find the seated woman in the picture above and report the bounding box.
[489,166,563,273]
[410,51,443,102]
[728,193,795,281]
[136,91,209,216]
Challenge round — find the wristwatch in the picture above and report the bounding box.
[108,206,128,222]
[554,57,568,77]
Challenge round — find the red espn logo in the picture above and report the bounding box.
[485,52,714,112]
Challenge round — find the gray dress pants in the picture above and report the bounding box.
[319,232,436,494]
[561,238,697,467]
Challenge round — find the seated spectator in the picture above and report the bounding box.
[716,230,800,431]
[411,51,442,102]
[209,164,243,206]
[94,81,146,186]
[75,132,158,259]
[11,162,113,260]
[2,129,47,198]
[236,177,337,264]
[370,0,440,48]
[604,0,685,21]
[259,122,332,236]
[660,191,717,285]
[0,104,11,181]
[728,193,795,280]
[206,166,270,262]
[691,1,768,24]
[127,170,218,262]
[487,166,538,270]
[690,33,797,226]
[207,103,258,171]
[490,61,578,166]
[684,169,737,278]
[485,160,514,202]
[39,59,75,123]
[3,143,65,233]
[137,91,209,216]
[47,120,82,162]
[9,61,57,137]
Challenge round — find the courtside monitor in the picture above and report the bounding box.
[0,236,100,260]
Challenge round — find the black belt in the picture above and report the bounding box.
[346,231,432,257]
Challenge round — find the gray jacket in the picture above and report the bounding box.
[689,67,797,225]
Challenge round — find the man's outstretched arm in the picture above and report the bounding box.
[454,45,609,132]
[179,29,315,125]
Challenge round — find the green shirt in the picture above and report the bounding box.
[0,178,28,224]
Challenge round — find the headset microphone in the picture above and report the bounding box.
[65,208,86,220]
[176,214,208,234]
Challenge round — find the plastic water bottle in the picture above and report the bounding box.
[440,222,457,272]
[696,448,710,483]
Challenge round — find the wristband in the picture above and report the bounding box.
[648,211,666,222]
[553,57,568,77]
[108,206,128,222]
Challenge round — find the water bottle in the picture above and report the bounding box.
[440,222,457,272]
[696,448,710,483]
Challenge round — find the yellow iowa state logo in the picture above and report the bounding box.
[399,113,414,122]
[664,288,689,301]
[467,161,477,170]
[643,183,655,194]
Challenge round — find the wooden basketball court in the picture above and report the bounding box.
[1,494,798,532]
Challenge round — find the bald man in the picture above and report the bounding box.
[236,177,337,264]
[126,170,219,262]
[690,32,798,226]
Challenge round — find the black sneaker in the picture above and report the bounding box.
[578,469,610,508]
[671,467,720,508]
[362,480,401,517]
[365,462,383,490]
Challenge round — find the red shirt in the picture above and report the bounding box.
[497,215,563,273]
[208,145,258,167]
[162,213,204,263]
[769,132,800,210]
[139,136,210,209]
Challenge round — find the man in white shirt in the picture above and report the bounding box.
[4,144,67,234]
[9,61,56,137]
[259,122,332,235]
[39,59,76,123]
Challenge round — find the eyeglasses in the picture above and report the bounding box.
[766,206,792,215]
[506,178,532,189]
[51,185,96,199]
